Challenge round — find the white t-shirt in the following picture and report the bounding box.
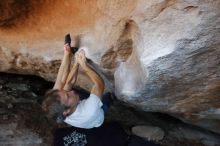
[64,94,104,129]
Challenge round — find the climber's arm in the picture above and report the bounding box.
[63,61,79,91]
[76,49,104,98]
[53,44,72,90]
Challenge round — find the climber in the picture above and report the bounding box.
[42,35,162,146]
[42,34,112,129]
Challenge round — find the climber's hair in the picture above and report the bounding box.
[42,89,67,123]
[41,86,90,123]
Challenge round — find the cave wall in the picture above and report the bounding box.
[0,0,220,134]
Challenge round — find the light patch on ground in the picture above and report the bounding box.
[0,123,42,146]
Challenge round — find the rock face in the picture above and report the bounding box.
[132,125,165,141]
[0,73,54,146]
[0,0,220,134]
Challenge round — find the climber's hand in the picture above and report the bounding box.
[76,49,86,67]
[64,44,71,53]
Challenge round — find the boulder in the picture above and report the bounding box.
[0,0,220,134]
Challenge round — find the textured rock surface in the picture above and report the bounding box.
[0,73,54,146]
[132,125,165,141]
[0,0,220,134]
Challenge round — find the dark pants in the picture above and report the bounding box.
[101,92,113,113]
[53,122,162,146]
[53,122,128,146]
